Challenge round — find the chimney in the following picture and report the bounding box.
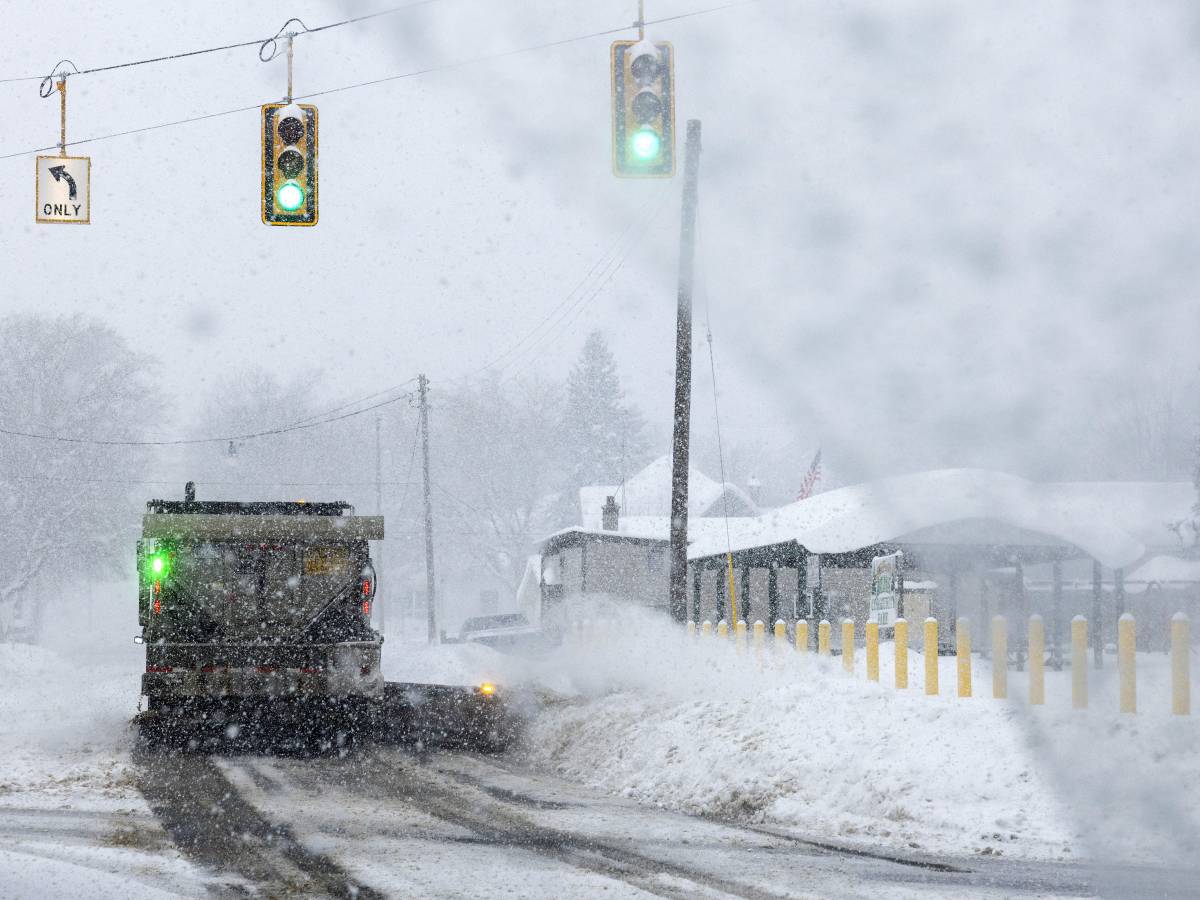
[601,495,620,531]
[746,475,762,506]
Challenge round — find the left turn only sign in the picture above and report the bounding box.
[36,155,91,224]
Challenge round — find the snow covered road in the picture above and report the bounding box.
[119,746,1190,899]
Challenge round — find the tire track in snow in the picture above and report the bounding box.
[316,747,796,900]
[132,747,384,899]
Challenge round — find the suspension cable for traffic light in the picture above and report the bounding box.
[0,1,441,89]
[0,1,758,160]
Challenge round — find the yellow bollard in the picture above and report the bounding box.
[1172,613,1190,716]
[818,619,831,656]
[1071,616,1088,709]
[894,618,909,688]
[774,619,786,645]
[1028,615,1044,706]
[701,619,713,638]
[865,621,880,682]
[1118,613,1136,714]
[735,619,748,653]
[686,620,696,639]
[956,617,971,698]
[924,618,938,695]
[717,619,729,640]
[992,616,1008,700]
[753,620,766,649]
[842,619,855,673]
[795,620,809,653]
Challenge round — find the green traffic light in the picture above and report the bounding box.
[276,180,305,212]
[630,128,661,162]
[151,556,164,574]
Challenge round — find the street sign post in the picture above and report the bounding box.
[35,155,90,224]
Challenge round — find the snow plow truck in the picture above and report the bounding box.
[134,483,512,752]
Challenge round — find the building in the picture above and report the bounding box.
[528,456,757,633]
[685,469,1193,654]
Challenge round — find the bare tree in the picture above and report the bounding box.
[1085,367,1197,481]
[0,315,155,642]
[435,377,566,599]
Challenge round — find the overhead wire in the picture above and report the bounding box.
[3,1,440,88]
[697,207,739,613]
[497,185,674,383]
[0,0,759,160]
[0,388,414,447]
[452,189,666,381]
[282,377,418,428]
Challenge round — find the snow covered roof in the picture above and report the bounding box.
[536,516,732,552]
[579,456,757,529]
[684,469,1191,570]
[1124,555,1200,591]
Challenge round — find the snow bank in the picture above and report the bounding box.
[0,641,138,802]
[0,582,212,897]
[519,608,1200,865]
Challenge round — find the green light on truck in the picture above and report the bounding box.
[144,552,171,581]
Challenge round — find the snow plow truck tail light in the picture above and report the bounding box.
[478,682,497,696]
[146,665,173,673]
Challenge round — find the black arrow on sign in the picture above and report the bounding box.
[48,165,78,200]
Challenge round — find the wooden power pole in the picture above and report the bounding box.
[375,416,385,634]
[418,374,437,643]
[668,120,702,623]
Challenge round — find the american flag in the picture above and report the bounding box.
[796,448,822,501]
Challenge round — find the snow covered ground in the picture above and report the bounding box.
[382,609,1200,868]
[4,587,1195,897]
[0,588,217,898]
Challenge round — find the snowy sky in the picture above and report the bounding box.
[2,0,1197,487]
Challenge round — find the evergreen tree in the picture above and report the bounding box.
[562,331,648,514]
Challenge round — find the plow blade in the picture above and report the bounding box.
[381,682,518,752]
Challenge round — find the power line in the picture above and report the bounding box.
[1,475,422,486]
[499,187,674,383]
[0,1,758,160]
[283,377,418,428]
[455,188,670,384]
[2,1,440,87]
[0,388,414,447]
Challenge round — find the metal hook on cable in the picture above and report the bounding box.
[258,18,312,62]
[38,60,80,98]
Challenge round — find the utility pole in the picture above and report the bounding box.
[374,416,385,635]
[668,120,702,623]
[418,374,437,643]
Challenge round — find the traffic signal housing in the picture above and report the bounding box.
[261,102,318,226]
[611,39,675,177]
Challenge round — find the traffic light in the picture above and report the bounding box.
[261,102,318,225]
[611,39,675,177]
